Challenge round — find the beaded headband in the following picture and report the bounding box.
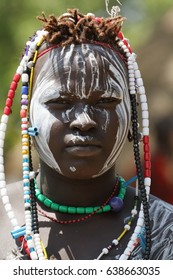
[0,12,151,260]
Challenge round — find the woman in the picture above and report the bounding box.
[0,8,173,260]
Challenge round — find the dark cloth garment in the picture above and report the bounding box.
[1,181,173,260]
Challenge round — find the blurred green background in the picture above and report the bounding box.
[0,0,173,182]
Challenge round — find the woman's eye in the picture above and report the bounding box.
[45,98,71,107]
[96,98,119,106]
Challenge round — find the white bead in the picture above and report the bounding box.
[0,187,7,196]
[142,110,149,119]
[112,239,119,246]
[140,94,147,103]
[124,248,131,256]
[0,172,5,180]
[131,233,137,241]
[21,105,28,110]
[0,180,5,189]
[0,157,4,165]
[30,42,37,52]
[0,164,4,172]
[136,78,143,86]
[23,179,29,183]
[139,210,144,219]
[134,226,142,234]
[129,77,135,82]
[138,86,145,94]
[118,41,123,47]
[21,124,28,129]
[27,61,34,69]
[142,119,149,127]
[29,171,35,179]
[11,218,18,227]
[16,65,24,75]
[127,240,134,248]
[22,138,29,143]
[130,90,136,95]
[26,228,32,235]
[4,203,12,212]
[131,208,138,215]
[21,130,28,135]
[0,148,3,157]
[23,162,29,167]
[145,186,150,195]
[37,248,43,255]
[0,131,5,141]
[24,202,31,208]
[24,194,30,200]
[134,70,141,78]
[87,13,95,17]
[119,254,128,260]
[2,195,9,204]
[141,102,148,111]
[0,140,4,148]
[128,64,134,70]
[130,86,135,91]
[7,210,15,219]
[22,74,29,83]
[23,155,29,159]
[102,248,109,254]
[22,117,27,122]
[143,127,149,136]
[27,239,34,248]
[124,224,131,231]
[133,62,138,70]
[30,251,38,260]
[1,114,9,124]
[144,177,151,186]
[137,217,144,227]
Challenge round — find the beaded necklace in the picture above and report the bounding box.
[35,176,126,216]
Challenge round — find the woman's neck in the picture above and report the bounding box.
[37,160,118,207]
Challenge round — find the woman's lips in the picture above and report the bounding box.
[65,136,102,157]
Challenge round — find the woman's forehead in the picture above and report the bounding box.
[33,44,127,98]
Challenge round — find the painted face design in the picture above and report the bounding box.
[30,44,131,178]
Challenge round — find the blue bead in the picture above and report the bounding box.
[109,196,124,212]
[21,86,28,95]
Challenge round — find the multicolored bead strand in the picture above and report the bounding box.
[0,73,21,231]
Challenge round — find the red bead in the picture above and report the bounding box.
[118,31,124,40]
[145,161,151,170]
[20,109,27,118]
[123,39,128,47]
[143,135,149,144]
[10,81,17,91]
[3,106,11,115]
[8,89,15,98]
[144,152,151,161]
[13,73,21,83]
[6,98,13,107]
[95,17,102,23]
[144,144,150,153]
[144,169,151,178]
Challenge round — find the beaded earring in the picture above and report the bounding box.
[0,15,151,260]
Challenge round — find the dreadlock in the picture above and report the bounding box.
[37,9,125,47]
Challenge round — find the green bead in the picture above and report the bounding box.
[37,193,46,203]
[85,207,94,214]
[35,189,40,196]
[94,206,102,213]
[67,207,77,214]
[102,205,111,212]
[76,207,85,214]
[44,198,52,208]
[59,205,68,213]
[50,202,60,211]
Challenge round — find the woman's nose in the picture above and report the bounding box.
[70,106,98,131]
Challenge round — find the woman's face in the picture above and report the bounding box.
[30,44,131,179]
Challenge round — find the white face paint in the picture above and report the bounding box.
[30,44,131,177]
